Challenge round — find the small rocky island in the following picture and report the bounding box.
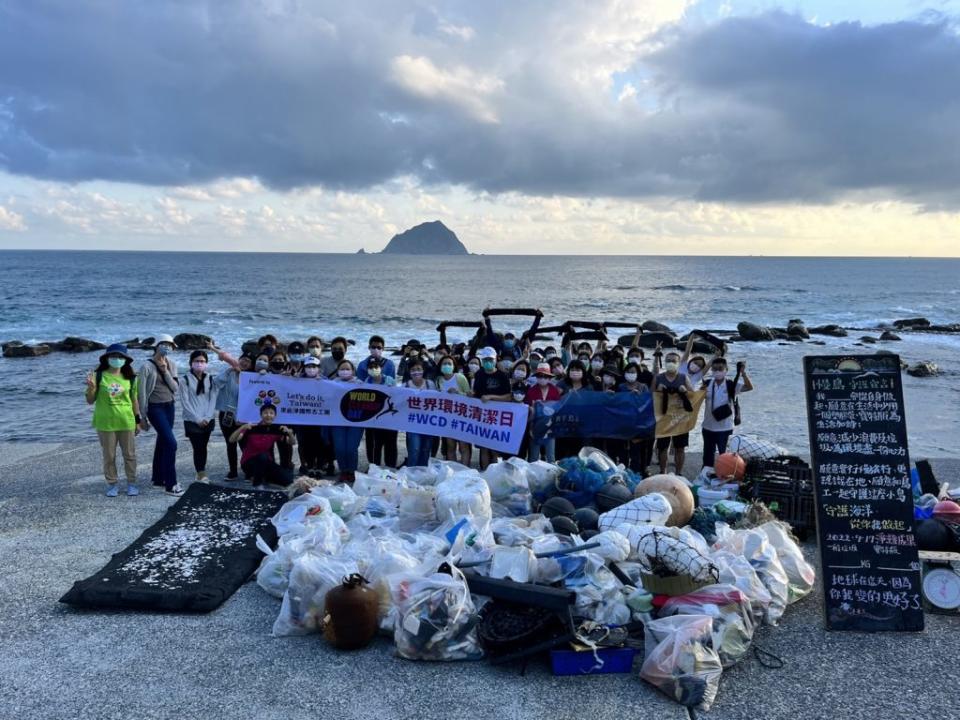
[379,220,469,255]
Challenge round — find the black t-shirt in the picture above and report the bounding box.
[473,370,511,397]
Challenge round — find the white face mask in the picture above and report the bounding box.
[624,372,638,382]
[304,367,319,378]
[308,347,322,357]
[468,363,480,374]
[537,377,550,387]
[591,360,603,370]
[713,370,727,380]
[338,369,352,380]
[665,361,679,373]
[603,376,615,386]
[369,348,382,359]
[513,370,526,380]
[689,363,703,375]
[545,353,556,361]
[569,370,583,381]
[628,356,641,364]
[369,368,382,378]
[191,361,207,372]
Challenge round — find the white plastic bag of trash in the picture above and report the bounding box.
[640,614,723,711]
[713,523,789,625]
[711,550,772,628]
[398,485,437,532]
[756,521,816,604]
[390,564,484,661]
[489,545,538,583]
[435,471,492,522]
[271,495,349,550]
[272,554,358,637]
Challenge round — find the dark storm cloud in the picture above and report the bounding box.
[1,3,959,206]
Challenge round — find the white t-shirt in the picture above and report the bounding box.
[438,375,461,394]
[701,378,745,432]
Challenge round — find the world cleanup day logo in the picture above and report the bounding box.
[340,388,397,422]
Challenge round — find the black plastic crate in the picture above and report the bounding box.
[743,456,815,540]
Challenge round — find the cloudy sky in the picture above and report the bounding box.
[1,0,959,255]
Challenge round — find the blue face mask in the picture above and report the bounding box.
[108,357,126,369]
[482,360,496,372]
[157,345,171,357]
[504,340,515,349]
[289,354,305,363]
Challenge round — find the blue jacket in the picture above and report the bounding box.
[356,356,396,382]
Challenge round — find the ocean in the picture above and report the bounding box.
[1,251,957,456]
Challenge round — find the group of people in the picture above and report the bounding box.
[86,314,753,496]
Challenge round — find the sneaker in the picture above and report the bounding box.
[105,484,119,497]
[165,484,184,496]
[196,472,210,484]
[126,484,140,497]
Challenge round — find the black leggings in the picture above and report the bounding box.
[184,420,215,473]
[219,412,238,475]
[365,428,398,468]
[297,426,330,470]
[241,453,293,486]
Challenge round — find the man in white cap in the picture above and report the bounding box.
[138,334,182,495]
[471,346,511,469]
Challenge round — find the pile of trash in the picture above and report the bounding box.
[255,448,815,711]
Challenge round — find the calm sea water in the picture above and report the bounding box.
[1,251,957,455]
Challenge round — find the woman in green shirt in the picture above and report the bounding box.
[85,343,142,497]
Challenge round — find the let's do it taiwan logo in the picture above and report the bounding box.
[255,389,282,409]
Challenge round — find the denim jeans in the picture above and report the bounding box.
[405,432,432,467]
[330,426,364,473]
[528,436,555,463]
[147,401,177,489]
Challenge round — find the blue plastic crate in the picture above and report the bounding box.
[549,647,636,676]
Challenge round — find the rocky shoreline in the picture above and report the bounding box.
[2,318,952,377]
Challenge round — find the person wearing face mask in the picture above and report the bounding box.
[435,354,473,464]
[286,341,307,377]
[465,356,481,384]
[654,350,696,476]
[363,357,398,469]
[254,352,271,375]
[685,355,707,389]
[257,334,279,358]
[306,336,324,361]
[268,350,289,375]
[357,335,396,382]
[555,359,589,460]
[511,360,531,397]
[587,354,606,390]
[294,356,330,477]
[138,334,182,495]
[86,343,141,497]
[396,339,422,383]
[472,346,512,469]
[525,363,561,462]
[619,360,655,475]
[321,336,348,379]
[402,360,434,467]
[701,357,753,468]
[550,358,565,384]
[330,360,363,482]
[212,346,252,480]
[178,350,219,484]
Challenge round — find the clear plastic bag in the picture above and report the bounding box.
[273,494,341,538]
[307,484,363,520]
[527,460,563,504]
[398,485,437,532]
[640,615,723,711]
[255,534,295,598]
[489,516,553,547]
[390,565,483,661]
[272,554,358,637]
[435,472,492,522]
[587,530,631,562]
[757,521,816,604]
[354,466,404,503]
[660,584,756,668]
[481,458,533,516]
[713,524,789,625]
[711,549,772,627]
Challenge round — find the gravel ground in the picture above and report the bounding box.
[1,440,958,720]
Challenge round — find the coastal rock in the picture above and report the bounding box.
[2,340,23,352]
[786,319,810,339]
[173,333,213,350]
[809,340,827,346]
[677,334,716,354]
[860,336,878,344]
[808,324,848,337]
[893,317,930,329]
[907,361,939,378]
[380,220,468,255]
[4,343,52,358]
[736,321,776,342]
[642,320,673,333]
[879,331,902,341]
[52,336,107,353]
[928,323,960,333]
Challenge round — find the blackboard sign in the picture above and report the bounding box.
[803,354,923,632]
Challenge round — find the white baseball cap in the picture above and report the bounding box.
[478,346,497,359]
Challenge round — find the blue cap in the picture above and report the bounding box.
[100,343,132,361]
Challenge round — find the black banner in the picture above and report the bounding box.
[803,354,923,632]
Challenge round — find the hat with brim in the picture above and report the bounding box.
[100,343,132,362]
[534,362,553,377]
[303,356,321,367]
[478,346,498,360]
[155,333,178,349]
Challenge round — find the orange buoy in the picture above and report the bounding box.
[714,452,746,481]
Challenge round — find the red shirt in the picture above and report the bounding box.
[240,424,286,464]
[524,383,561,405]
